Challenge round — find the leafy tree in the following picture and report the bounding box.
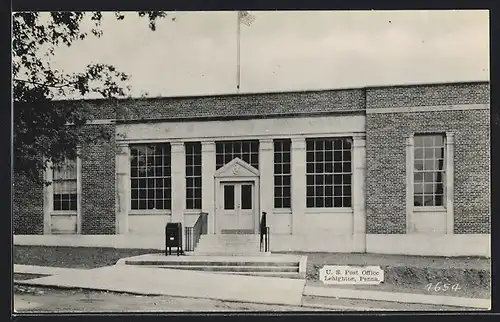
[13,11,167,183]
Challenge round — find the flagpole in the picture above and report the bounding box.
[236,11,241,93]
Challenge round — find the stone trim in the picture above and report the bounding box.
[352,134,366,252]
[405,135,414,233]
[115,143,130,234]
[201,141,216,234]
[406,133,455,234]
[170,142,186,225]
[43,156,82,235]
[366,104,489,114]
[290,137,306,234]
[445,132,455,234]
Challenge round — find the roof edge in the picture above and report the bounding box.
[50,80,490,104]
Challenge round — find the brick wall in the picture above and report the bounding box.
[57,88,366,122]
[80,124,117,234]
[365,82,490,234]
[366,82,490,108]
[13,173,44,234]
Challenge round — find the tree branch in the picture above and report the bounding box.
[14,78,77,89]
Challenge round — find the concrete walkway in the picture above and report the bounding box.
[14,264,88,276]
[16,265,305,306]
[304,285,491,310]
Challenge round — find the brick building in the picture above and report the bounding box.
[13,81,491,257]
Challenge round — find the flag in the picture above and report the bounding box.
[239,11,255,26]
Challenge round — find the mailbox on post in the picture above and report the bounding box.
[165,222,183,256]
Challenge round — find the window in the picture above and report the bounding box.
[413,134,445,207]
[274,139,291,208]
[53,159,77,211]
[185,142,202,209]
[215,140,259,170]
[306,137,352,208]
[130,144,171,210]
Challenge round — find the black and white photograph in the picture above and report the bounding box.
[12,9,491,313]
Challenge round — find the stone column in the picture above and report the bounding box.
[43,160,53,235]
[445,132,455,234]
[76,146,82,234]
[115,143,130,234]
[201,141,216,234]
[291,137,306,235]
[170,142,186,226]
[352,134,366,252]
[405,135,415,233]
[259,139,274,231]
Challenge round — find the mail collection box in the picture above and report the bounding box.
[165,222,183,255]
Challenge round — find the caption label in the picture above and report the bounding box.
[319,265,384,285]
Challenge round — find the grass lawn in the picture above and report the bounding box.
[14,246,160,269]
[278,252,491,299]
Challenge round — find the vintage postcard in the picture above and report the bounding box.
[12,10,490,313]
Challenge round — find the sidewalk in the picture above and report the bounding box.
[15,265,305,306]
[14,264,88,276]
[304,285,491,310]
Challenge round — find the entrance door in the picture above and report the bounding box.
[220,182,255,234]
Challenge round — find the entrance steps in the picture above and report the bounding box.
[192,234,265,256]
[118,254,306,279]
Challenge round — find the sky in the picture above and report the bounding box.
[49,10,490,98]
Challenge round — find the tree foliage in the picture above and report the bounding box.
[13,11,166,183]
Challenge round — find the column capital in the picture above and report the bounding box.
[116,143,129,154]
[406,136,414,147]
[291,137,306,149]
[445,132,455,144]
[171,142,185,153]
[259,139,274,151]
[201,141,216,152]
[353,134,366,148]
[352,133,366,140]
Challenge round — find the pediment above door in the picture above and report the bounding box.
[214,157,260,178]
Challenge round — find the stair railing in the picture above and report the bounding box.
[260,211,270,252]
[184,211,208,252]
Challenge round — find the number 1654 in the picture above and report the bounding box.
[426,282,461,292]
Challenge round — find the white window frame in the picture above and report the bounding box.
[43,154,82,234]
[406,132,455,234]
[305,137,353,209]
[412,133,447,210]
[273,139,292,210]
[185,141,202,210]
[129,143,172,211]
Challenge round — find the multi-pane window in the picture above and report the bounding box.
[274,139,291,208]
[130,144,171,210]
[53,159,77,211]
[306,138,352,208]
[185,142,202,209]
[413,134,445,207]
[215,140,259,170]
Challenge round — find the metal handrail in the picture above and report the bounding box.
[260,211,270,252]
[185,211,208,252]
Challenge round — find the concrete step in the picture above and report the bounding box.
[194,246,261,251]
[191,252,270,256]
[125,260,298,267]
[199,236,260,241]
[196,242,260,247]
[211,271,303,279]
[194,234,267,256]
[194,244,261,249]
[152,265,299,273]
